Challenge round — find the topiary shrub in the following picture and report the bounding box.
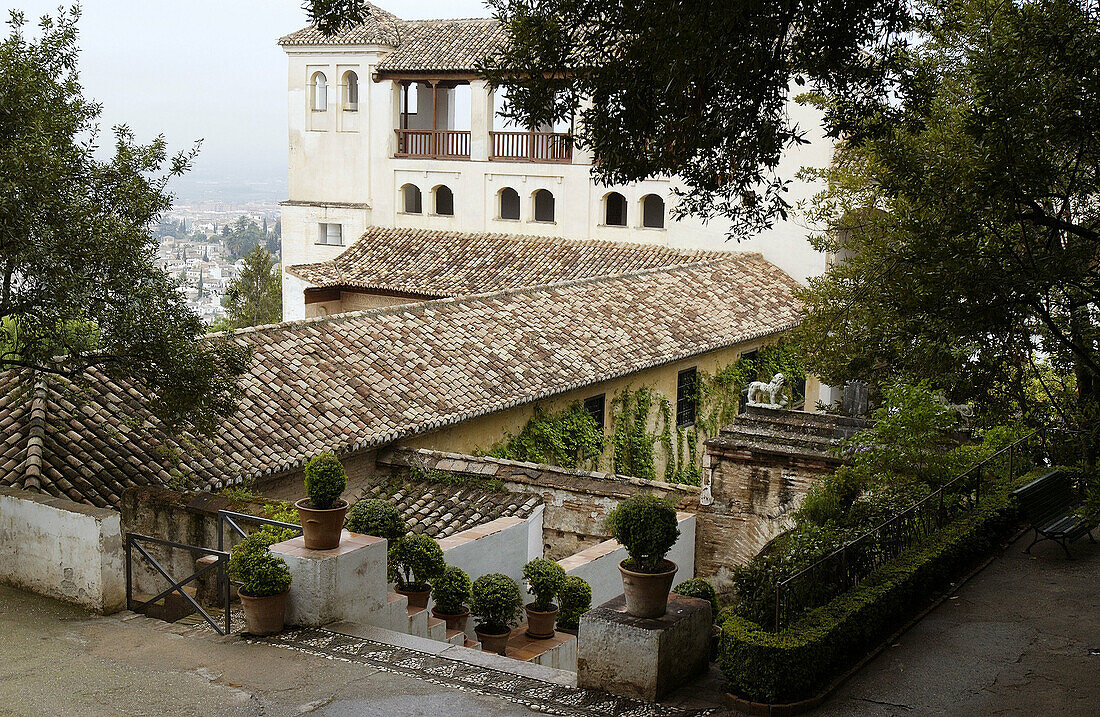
[605,493,680,573]
[672,578,719,620]
[303,451,347,509]
[389,533,446,591]
[228,534,292,598]
[557,575,592,630]
[431,565,472,614]
[523,558,566,611]
[345,498,407,540]
[470,572,524,634]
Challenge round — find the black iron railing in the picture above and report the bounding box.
[217,509,301,552]
[770,430,1045,629]
[125,533,232,635]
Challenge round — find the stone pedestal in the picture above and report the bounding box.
[271,531,389,627]
[577,594,712,702]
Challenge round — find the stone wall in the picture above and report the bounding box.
[698,407,871,595]
[377,448,698,559]
[0,487,125,613]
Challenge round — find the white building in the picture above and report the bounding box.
[278,4,833,321]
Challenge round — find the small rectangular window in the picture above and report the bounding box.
[318,223,343,246]
[676,367,697,427]
[583,394,605,430]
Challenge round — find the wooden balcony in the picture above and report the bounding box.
[394,129,471,159]
[490,131,572,163]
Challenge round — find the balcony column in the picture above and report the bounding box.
[572,97,594,165]
[470,79,491,162]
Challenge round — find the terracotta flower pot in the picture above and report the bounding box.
[619,559,677,618]
[295,498,348,550]
[396,585,431,609]
[238,588,288,636]
[524,603,558,639]
[431,606,470,632]
[475,626,510,655]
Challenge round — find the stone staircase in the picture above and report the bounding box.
[710,405,873,459]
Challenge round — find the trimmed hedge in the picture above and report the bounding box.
[719,486,1017,703]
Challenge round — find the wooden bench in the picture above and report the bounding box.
[1013,470,1097,558]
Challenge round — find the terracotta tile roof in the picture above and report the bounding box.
[374,19,506,74]
[352,479,541,539]
[286,226,737,296]
[279,4,505,74]
[0,257,801,507]
[278,3,404,46]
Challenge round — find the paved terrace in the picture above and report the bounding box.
[1,532,1095,716]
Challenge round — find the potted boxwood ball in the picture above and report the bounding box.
[344,498,408,541]
[522,558,565,639]
[430,565,472,632]
[296,452,349,550]
[470,572,523,655]
[390,533,446,609]
[556,574,592,635]
[228,531,293,635]
[605,493,680,618]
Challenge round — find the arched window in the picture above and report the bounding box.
[343,71,358,111]
[434,185,454,216]
[642,194,665,228]
[533,189,555,223]
[401,184,422,214]
[311,71,328,111]
[604,192,627,226]
[499,187,520,220]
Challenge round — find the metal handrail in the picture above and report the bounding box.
[771,429,1043,629]
[217,509,302,552]
[125,533,231,636]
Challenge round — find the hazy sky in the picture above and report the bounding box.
[3,1,491,199]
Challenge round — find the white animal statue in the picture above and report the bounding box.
[745,373,788,408]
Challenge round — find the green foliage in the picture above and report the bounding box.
[431,565,473,614]
[474,0,909,239]
[796,0,1100,450]
[697,342,806,438]
[389,534,446,591]
[672,578,719,620]
[487,402,605,470]
[611,387,657,480]
[345,498,407,540]
[303,452,347,509]
[221,216,268,262]
[470,573,524,634]
[556,575,592,631]
[719,488,1017,703]
[262,501,300,526]
[222,246,281,329]
[228,533,292,598]
[523,558,566,612]
[604,494,680,573]
[0,8,248,434]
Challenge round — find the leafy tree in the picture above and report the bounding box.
[304,0,909,238]
[796,0,1100,455]
[223,215,265,261]
[222,246,281,329]
[0,8,247,433]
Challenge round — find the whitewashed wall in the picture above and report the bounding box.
[557,512,696,608]
[0,488,126,613]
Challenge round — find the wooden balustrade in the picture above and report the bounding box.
[394,129,470,159]
[393,129,573,163]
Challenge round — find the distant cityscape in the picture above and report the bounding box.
[155,201,282,324]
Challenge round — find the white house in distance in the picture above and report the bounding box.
[277,3,834,322]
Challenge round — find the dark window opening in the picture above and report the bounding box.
[499,187,520,220]
[402,184,422,214]
[583,394,606,430]
[533,189,555,222]
[676,367,697,427]
[435,185,454,216]
[605,192,627,226]
[642,194,665,228]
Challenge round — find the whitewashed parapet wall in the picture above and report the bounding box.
[0,487,125,613]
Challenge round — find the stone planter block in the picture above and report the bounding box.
[577,593,711,702]
[271,531,389,627]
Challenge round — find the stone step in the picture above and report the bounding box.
[406,604,429,638]
[504,627,577,672]
[445,628,467,646]
[426,615,447,642]
[740,406,872,435]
